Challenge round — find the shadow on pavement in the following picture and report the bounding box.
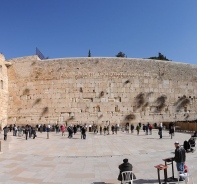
[134,179,161,183]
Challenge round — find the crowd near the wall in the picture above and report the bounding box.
[1,122,177,141]
[1,122,196,183]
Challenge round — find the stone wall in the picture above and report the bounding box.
[7,56,197,126]
[0,54,10,129]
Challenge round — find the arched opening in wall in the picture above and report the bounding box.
[0,65,2,72]
[0,80,3,89]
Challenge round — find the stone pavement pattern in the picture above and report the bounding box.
[0,129,196,184]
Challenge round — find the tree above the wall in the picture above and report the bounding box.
[116,51,126,58]
[148,52,170,61]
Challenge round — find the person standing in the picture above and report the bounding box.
[46,125,50,139]
[169,122,175,139]
[158,125,162,139]
[61,125,65,136]
[145,124,149,135]
[25,125,29,140]
[3,126,8,141]
[73,125,77,135]
[104,126,107,136]
[111,125,114,134]
[174,141,186,181]
[82,125,87,139]
[131,124,134,133]
[149,124,152,135]
[29,125,32,138]
[100,126,102,135]
[136,124,140,135]
[40,124,43,133]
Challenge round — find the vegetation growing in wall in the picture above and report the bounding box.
[125,114,135,121]
[124,80,130,85]
[23,88,30,95]
[135,93,145,109]
[155,95,167,112]
[174,95,186,106]
[176,98,190,112]
[41,107,49,116]
[99,91,104,98]
[33,98,42,107]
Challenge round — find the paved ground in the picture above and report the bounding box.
[0,129,196,184]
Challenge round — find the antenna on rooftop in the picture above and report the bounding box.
[36,47,48,60]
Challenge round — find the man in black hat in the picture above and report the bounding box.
[118,158,136,182]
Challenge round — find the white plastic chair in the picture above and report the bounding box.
[121,171,134,184]
[177,166,194,184]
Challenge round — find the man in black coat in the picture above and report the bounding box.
[174,141,186,181]
[3,126,8,141]
[118,158,136,182]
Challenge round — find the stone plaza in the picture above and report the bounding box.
[0,129,196,184]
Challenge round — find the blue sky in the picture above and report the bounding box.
[0,0,197,64]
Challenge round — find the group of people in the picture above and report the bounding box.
[3,123,89,140]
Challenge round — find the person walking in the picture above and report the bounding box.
[173,141,186,181]
[32,127,37,139]
[67,125,73,139]
[3,126,8,141]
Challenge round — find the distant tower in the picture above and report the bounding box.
[88,50,91,57]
